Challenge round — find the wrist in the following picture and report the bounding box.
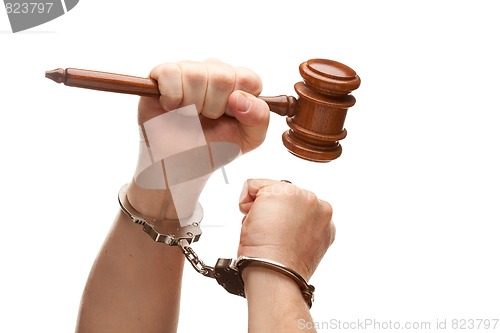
[127,180,180,220]
[131,113,212,220]
[242,266,307,306]
[127,178,207,220]
[242,266,312,332]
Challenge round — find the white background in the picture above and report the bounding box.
[1,1,499,332]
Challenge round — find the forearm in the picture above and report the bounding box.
[76,183,192,333]
[243,267,316,333]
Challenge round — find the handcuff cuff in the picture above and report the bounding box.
[118,184,315,308]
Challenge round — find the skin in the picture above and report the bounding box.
[75,60,334,333]
[239,179,335,333]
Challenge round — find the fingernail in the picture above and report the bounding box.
[236,91,251,112]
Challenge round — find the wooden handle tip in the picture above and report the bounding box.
[45,68,65,83]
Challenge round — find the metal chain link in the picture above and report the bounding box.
[118,184,313,307]
[178,239,215,278]
[118,184,242,294]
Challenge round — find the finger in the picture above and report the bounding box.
[238,179,254,214]
[150,63,183,111]
[228,91,270,153]
[203,62,235,119]
[317,199,335,244]
[178,61,208,114]
[319,200,333,222]
[238,178,281,214]
[330,221,336,245]
[225,66,263,116]
[233,66,262,95]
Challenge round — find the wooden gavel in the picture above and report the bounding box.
[45,59,360,162]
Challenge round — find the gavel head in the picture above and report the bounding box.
[282,59,361,162]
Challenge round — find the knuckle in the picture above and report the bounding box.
[159,95,182,110]
[182,65,208,85]
[322,201,333,221]
[329,221,336,245]
[235,67,262,94]
[163,92,183,103]
[303,190,318,206]
[258,186,276,199]
[152,63,181,79]
[209,66,236,91]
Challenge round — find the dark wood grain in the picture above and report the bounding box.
[46,59,360,162]
[282,59,361,162]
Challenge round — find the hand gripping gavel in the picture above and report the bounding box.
[45,59,360,162]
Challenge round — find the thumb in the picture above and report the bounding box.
[238,179,281,214]
[228,91,270,154]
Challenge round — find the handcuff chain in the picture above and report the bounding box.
[178,239,215,278]
[118,184,314,307]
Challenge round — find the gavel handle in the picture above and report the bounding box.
[258,95,297,117]
[45,68,297,117]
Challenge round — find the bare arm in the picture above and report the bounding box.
[75,60,270,333]
[75,183,185,333]
[244,268,316,332]
[238,179,335,333]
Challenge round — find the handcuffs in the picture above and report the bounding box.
[118,184,315,308]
